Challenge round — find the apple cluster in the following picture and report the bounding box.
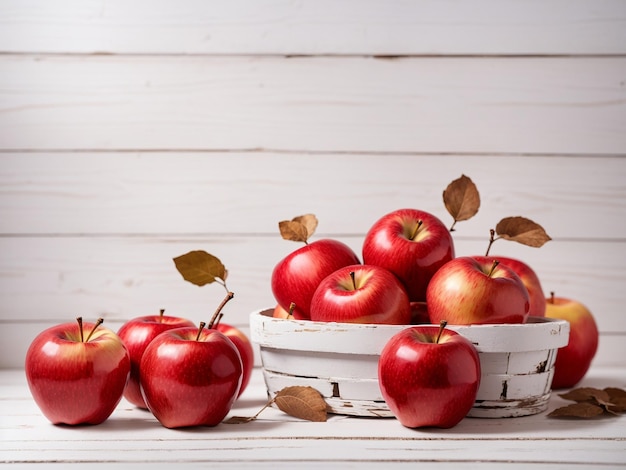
[25,311,255,428]
[270,207,600,427]
[271,208,544,327]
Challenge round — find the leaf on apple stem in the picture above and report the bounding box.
[224,386,328,424]
[278,214,318,244]
[443,174,480,232]
[173,250,228,289]
[548,386,626,418]
[495,216,552,248]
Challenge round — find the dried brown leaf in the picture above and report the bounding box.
[223,415,256,424]
[278,214,319,244]
[274,386,328,422]
[548,402,605,418]
[173,250,228,287]
[443,174,480,228]
[558,387,611,404]
[604,387,626,413]
[292,214,318,238]
[495,216,552,248]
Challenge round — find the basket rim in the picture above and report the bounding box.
[249,308,570,354]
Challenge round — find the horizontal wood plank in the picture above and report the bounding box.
[0,236,622,368]
[1,56,625,154]
[1,153,624,239]
[1,367,625,467]
[1,0,625,55]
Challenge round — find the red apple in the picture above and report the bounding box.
[117,309,195,408]
[139,324,242,428]
[362,208,455,302]
[214,322,254,397]
[426,256,530,325]
[271,238,361,320]
[309,264,412,325]
[410,301,430,324]
[25,317,131,425]
[378,322,481,428]
[272,303,295,319]
[545,293,599,389]
[473,255,546,317]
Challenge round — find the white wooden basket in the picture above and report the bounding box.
[250,308,570,419]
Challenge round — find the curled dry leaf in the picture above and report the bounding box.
[173,250,228,287]
[495,216,552,248]
[274,386,328,422]
[549,386,626,419]
[548,402,605,418]
[278,214,318,244]
[223,385,328,424]
[443,174,480,231]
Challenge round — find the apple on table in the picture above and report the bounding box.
[25,317,131,425]
[117,309,195,409]
[362,208,455,302]
[545,292,599,389]
[309,264,412,325]
[139,323,243,429]
[426,256,530,325]
[378,321,481,428]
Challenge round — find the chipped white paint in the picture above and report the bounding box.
[250,309,570,418]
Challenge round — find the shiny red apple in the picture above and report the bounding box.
[546,293,599,389]
[309,264,412,325]
[25,317,131,425]
[271,238,361,320]
[426,256,530,325]
[378,322,481,428]
[214,322,254,397]
[473,255,546,317]
[362,208,455,302]
[117,309,195,408]
[140,324,242,428]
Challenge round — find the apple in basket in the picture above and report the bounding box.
[271,214,360,320]
[426,256,530,325]
[362,208,455,302]
[309,264,412,324]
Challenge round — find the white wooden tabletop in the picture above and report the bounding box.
[2,365,625,469]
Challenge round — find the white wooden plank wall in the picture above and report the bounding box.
[0,1,625,369]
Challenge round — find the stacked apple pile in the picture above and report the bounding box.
[269,175,599,428]
[25,251,255,429]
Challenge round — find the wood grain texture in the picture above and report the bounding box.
[1,153,624,238]
[1,367,625,467]
[1,0,625,55]
[1,56,625,154]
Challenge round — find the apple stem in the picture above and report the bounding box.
[208,291,235,329]
[288,302,296,316]
[435,320,448,344]
[196,321,206,341]
[485,228,498,256]
[350,271,357,290]
[85,318,104,342]
[487,259,500,278]
[549,291,555,304]
[213,313,225,328]
[159,308,165,323]
[409,220,423,241]
[76,317,84,342]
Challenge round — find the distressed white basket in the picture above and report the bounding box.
[250,308,570,419]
